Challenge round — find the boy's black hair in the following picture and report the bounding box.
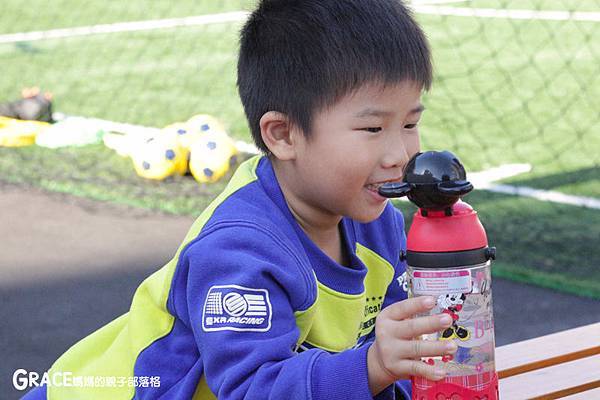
[237,0,433,154]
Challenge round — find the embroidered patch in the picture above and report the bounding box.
[202,285,272,332]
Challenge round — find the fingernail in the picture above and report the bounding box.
[439,314,452,325]
[446,342,457,353]
[423,297,436,308]
[434,369,446,379]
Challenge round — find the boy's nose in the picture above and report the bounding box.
[381,141,411,171]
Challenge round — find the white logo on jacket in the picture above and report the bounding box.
[202,285,272,332]
[397,271,408,292]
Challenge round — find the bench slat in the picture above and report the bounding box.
[496,322,600,378]
[498,354,600,400]
[561,387,600,399]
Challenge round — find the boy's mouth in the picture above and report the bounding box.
[365,179,402,192]
[365,183,385,192]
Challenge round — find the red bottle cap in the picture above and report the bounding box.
[407,201,488,253]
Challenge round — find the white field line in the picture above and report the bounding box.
[52,113,161,137]
[482,184,600,209]
[412,5,600,22]
[400,162,600,209]
[469,163,533,187]
[0,11,250,45]
[76,114,599,210]
[2,4,599,45]
[234,140,260,155]
[468,163,600,210]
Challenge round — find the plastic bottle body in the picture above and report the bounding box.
[407,261,498,399]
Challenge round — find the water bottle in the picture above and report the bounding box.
[379,151,499,400]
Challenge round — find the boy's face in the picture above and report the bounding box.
[291,80,424,223]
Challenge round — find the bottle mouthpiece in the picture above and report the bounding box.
[378,150,473,209]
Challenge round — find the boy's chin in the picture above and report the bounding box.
[348,203,388,223]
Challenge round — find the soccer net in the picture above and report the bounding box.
[0,0,598,296]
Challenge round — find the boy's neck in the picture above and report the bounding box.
[291,208,349,266]
[272,159,350,266]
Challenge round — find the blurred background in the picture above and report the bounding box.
[2,0,597,296]
[1,0,599,397]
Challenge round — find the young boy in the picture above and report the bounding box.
[24,0,457,399]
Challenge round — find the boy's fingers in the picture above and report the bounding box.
[395,313,453,339]
[397,360,446,381]
[399,338,457,359]
[383,296,436,321]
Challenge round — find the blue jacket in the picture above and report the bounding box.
[24,156,411,400]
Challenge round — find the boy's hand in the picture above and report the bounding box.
[367,296,457,395]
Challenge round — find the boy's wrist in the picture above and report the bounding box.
[367,343,396,396]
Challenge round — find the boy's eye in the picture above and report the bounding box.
[404,124,418,129]
[362,127,382,133]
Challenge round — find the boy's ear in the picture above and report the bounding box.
[259,111,298,160]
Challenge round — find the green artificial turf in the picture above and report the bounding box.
[1,0,599,298]
[2,5,598,194]
[0,0,254,35]
[394,193,600,299]
[0,143,231,215]
[462,0,600,12]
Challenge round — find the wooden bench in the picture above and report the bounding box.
[496,322,600,399]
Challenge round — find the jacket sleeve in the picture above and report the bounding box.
[182,223,377,400]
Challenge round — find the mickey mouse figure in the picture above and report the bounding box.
[438,292,470,341]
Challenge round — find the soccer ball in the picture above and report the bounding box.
[168,114,227,151]
[162,122,197,151]
[163,115,226,150]
[189,131,239,184]
[186,114,226,135]
[131,133,189,180]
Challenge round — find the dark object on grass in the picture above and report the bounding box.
[0,88,54,123]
